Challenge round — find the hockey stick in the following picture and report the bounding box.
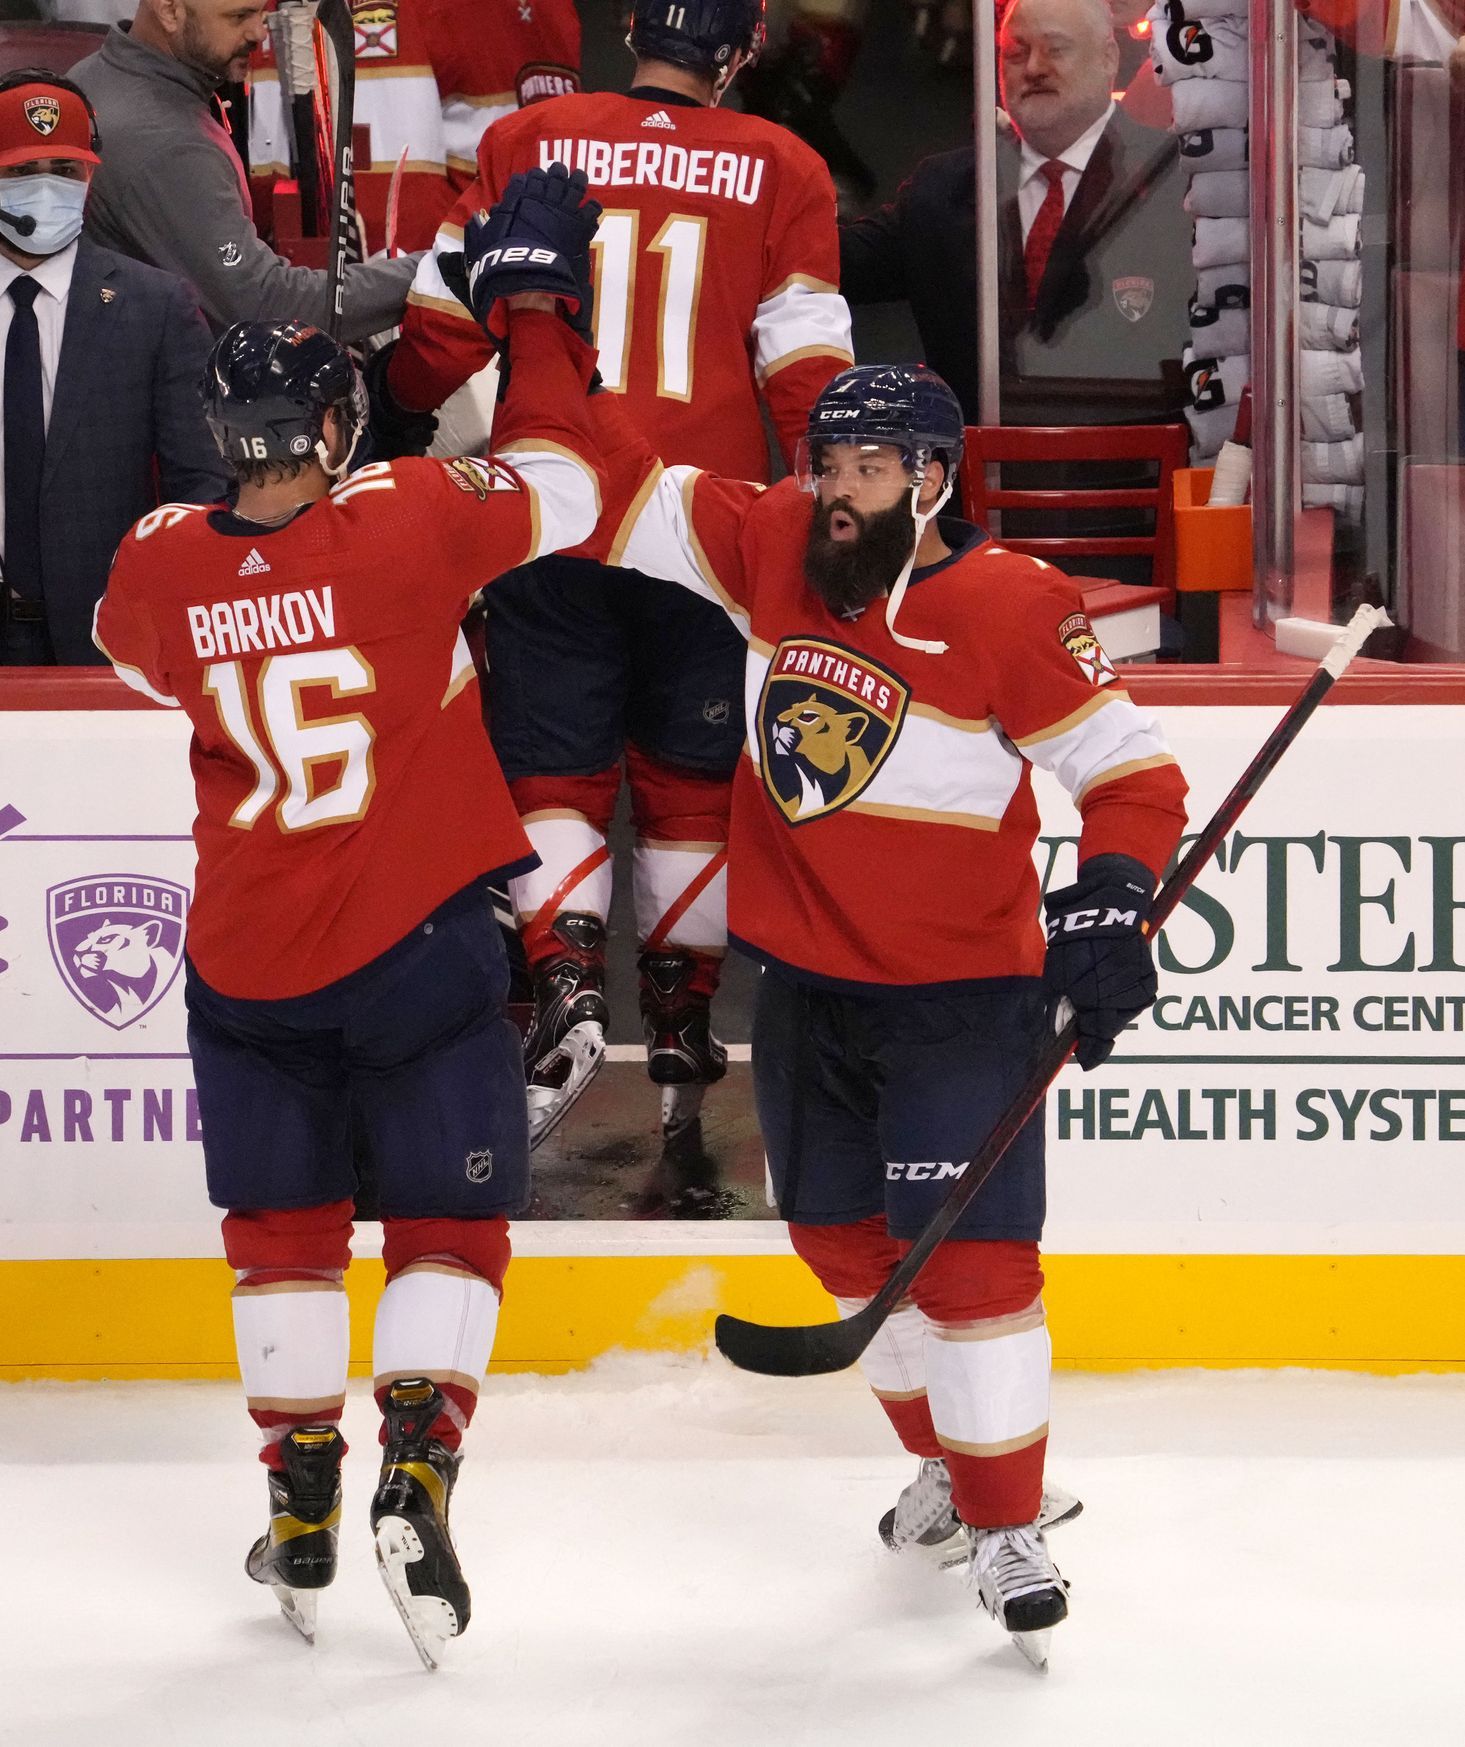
[315,0,357,339]
[714,602,1392,1378]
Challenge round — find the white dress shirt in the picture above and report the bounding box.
[0,240,79,566]
[1016,102,1116,243]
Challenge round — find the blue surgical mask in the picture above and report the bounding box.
[0,173,89,257]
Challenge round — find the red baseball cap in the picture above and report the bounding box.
[0,82,100,170]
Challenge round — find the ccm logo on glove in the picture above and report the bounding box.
[1045,900,1144,938]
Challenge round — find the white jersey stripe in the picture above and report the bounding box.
[751,283,853,382]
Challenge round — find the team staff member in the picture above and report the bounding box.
[389,0,853,1199]
[0,71,226,665]
[72,0,418,341]
[583,361,1187,1665]
[92,166,604,1668]
[839,0,1190,425]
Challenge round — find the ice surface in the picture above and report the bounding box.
[5,1360,1465,1745]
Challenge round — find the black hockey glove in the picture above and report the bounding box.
[463,162,601,344]
[363,341,437,460]
[1042,853,1157,1071]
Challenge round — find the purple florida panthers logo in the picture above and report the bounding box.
[47,876,190,1030]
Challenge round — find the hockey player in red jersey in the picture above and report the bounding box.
[583,361,1188,1665]
[92,165,604,1668]
[249,0,582,256]
[386,0,854,1206]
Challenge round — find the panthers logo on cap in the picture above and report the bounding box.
[1058,613,1117,688]
[756,638,908,825]
[23,96,62,137]
[352,0,398,58]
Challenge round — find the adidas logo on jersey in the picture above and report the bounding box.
[640,109,676,130]
[237,548,271,577]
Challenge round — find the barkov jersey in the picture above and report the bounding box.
[249,0,582,256]
[589,411,1190,990]
[391,87,854,479]
[93,312,603,1002]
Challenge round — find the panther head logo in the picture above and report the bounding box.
[47,876,189,1030]
[756,639,908,825]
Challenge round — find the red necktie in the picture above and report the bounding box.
[1023,160,1068,310]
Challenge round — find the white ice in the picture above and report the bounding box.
[6,1360,1465,1746]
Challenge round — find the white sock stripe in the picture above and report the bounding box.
[853,1299,928,1398]
[924,1319,1051,1451]
[232,1286,349,1404]
[373,1269,501,1391]
[632,842,728,951]
[510,816,613,923]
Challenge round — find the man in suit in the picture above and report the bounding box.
[0,70,227,665]
[839,0,1191,426]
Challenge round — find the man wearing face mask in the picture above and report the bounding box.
[70,0,419,346]
[580,360,1187,1667]
[0,71,227,665]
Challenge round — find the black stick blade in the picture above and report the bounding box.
[714,1304,877,1377]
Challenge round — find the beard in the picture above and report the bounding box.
[177,13,244,82]
[803,496,917,618]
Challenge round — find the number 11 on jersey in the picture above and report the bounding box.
[590,210,708,401]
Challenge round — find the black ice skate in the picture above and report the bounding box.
[524,913,609,1150]
[371,1379,471,1671]
[638,950,728,1088]
[965,1520,1070,1671]
[633,1083,733,1218]
[245,1425,345,1644]
[877,1457,1083,1571]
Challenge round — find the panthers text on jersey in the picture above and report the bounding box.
[586,404,1189,990]
[249,0,582,255]
[93,313,603,1002]
[391,88,853,479]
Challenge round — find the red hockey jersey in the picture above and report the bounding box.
[249,0,582,256]
[93,314,603,1001]
[391,88,853,479]
[590,410,1189,990]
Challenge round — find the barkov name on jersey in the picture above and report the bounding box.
[535,137,766,206]
[186,584,336,659]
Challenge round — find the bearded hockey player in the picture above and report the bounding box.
[584,361,1188,1665]
[92,165,604,1669]
[385,0,854,1208]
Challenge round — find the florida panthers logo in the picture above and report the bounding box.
[1057,613,1118,688]
[47,876,189,1030]
[352,0,398,58]
[756,638,908,824]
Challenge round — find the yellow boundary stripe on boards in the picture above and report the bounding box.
[4,1254,1465,1380]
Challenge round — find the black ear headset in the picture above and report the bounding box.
[0,68,102,241]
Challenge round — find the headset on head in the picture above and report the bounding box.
[0,67,103,156]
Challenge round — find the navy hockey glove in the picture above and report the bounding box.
[463,163,601,343]
[363,341,437,459]
[1042,853,1157,1071]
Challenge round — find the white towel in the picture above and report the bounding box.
[1184,345,1249,414]
[1185,170,1249,218]
[1170,78,1249,132]
[1298,79,1345,127]
[1194,216,1250,268]
[1302,483,1364,517]
[1178,127,1248,174]
[1301,259,1363,309]
[1299,302,1359,350]
[1196,262,1251,303]
[1302,434,1365,484]
[1301,212,1361,261]
[1150,15,1249,83]
[1186,399,1239,457]
[1190,306,1250,357]
[1299,125,1355,169]
[1300,164,1365,222]
[1301,347,1364,397]
[1150,0,1239,21]
[1300,391,1357,443]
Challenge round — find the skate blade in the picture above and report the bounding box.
[527,1023,607,1151]
[1038,1485,1084,1532]
[374,1516,460,1672]
[270,1582,318,1645]
[1012,1628,1052,1673]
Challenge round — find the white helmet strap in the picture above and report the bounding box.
[884,471,953,655]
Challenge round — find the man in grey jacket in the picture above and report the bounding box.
[72,0,419,346]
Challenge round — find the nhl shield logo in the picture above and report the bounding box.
[1112,276,1154,324]
[46,875,190,1030]
[24,96,61,137]
[756,638,909,825]
[1057,613,1118,688]
[352,0,399,57]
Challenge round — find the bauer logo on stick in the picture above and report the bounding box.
[756,637,908,825]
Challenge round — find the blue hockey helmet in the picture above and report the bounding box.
[801,364,965,486]
[628,0,766,75]
[201,320,367,472]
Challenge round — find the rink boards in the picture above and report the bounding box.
[2,670,1464,1377]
